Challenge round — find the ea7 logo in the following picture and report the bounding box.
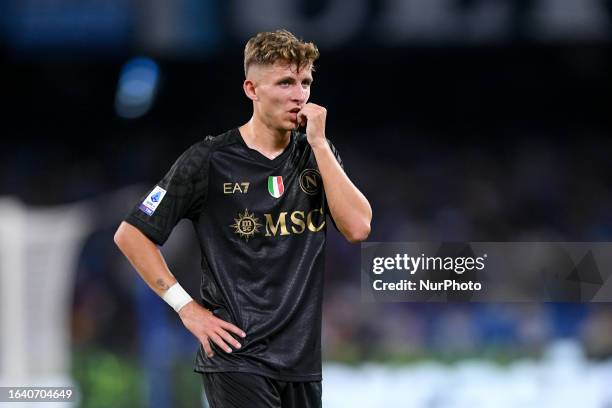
[264,208,325,236]
[224,182,250,194]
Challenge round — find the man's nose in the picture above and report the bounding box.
[291,85,307,102]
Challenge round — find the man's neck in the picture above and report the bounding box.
[239,117,292,160]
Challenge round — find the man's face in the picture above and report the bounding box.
[248,60,313,131]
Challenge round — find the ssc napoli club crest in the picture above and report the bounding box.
[299,169,321,195]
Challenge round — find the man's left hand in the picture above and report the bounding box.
[297,103,327,148]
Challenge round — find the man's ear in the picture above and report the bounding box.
[243,79,258,101]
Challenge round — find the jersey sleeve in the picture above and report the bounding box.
[124,140,210,246]
[323,139,344,231]
[327,138,344,170]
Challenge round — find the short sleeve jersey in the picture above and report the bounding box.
[125,128,343,381]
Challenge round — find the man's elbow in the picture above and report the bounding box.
[113,222,130,250]
[113,229,124,249]
[345,221,371,244]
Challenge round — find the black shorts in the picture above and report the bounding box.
[201,372,322,408]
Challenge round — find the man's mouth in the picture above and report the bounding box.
[289,108,301,113]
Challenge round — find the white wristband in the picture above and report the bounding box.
[162,283,193,312]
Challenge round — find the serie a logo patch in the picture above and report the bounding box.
[139,185,167,216]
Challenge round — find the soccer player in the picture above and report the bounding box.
[114,29,372,407]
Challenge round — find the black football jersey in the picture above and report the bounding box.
[125,127,343,381]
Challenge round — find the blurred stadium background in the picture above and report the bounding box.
[2,0,612,406]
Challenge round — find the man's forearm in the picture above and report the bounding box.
[113,221,184,298]
[311,142,372,243]
[114,221,244,355]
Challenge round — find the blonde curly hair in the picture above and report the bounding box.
[244,29,319,77]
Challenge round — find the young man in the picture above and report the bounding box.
[114,29,372,407]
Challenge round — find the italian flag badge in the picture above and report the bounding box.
[268,176,284,198]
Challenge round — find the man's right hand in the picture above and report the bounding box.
[178,301,246,358]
